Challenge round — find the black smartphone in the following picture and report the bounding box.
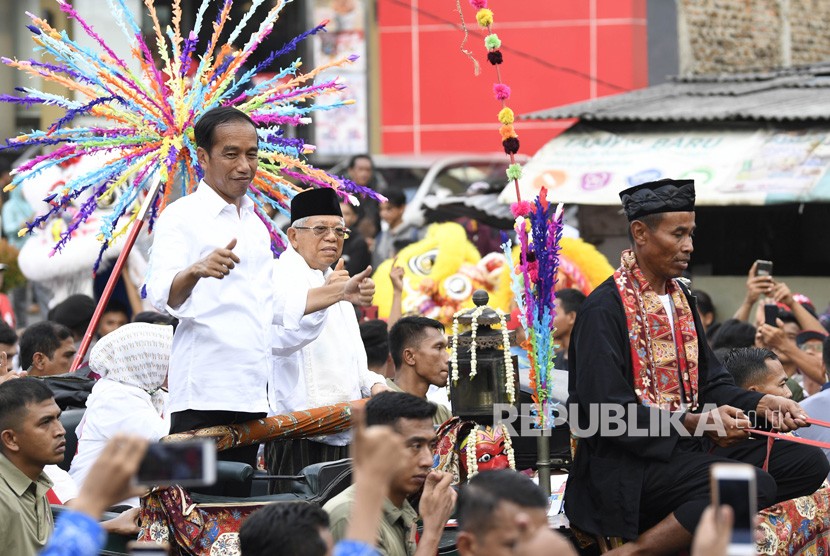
[755,260,773,277]
[764,304,778,327]
[136,439,217,487]
[711,463,757,556]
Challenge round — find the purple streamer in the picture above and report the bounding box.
[333,175,387,203]
[213,53,235,81]
[279,169,332,190]
[260,135,306,152]
[249,114,302,126]
[92,241,109,275]
[15,144,77,174]
[3,135,66,151]
[179,31,199,77]
[0,94,43,108]
[50,96,122,132]
[255,80,343,105]
[254,206,285,257]
[28,59,81,78]
[247,22,328,81]
[147,193,161,233]
[50,192,100,255]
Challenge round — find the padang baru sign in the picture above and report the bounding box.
[500,125,830,206]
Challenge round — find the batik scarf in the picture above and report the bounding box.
[614,249,699,411]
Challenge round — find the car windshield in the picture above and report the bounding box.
[379,161,509,203]
[427,161,510,198]
[327,156,519,204]
[374,167,427,201]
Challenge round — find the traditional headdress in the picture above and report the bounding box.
[619,179,696,222]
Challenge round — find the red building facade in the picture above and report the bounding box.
[376,0,648,155]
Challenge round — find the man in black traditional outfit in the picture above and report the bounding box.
[564,179,828,554]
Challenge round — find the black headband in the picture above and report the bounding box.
[619,179,695,221]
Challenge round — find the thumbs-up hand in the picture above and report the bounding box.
[344,265,375,306]
[193,238,240,279]
[326,258,350,288]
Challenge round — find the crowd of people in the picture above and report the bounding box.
[0,107,829,556]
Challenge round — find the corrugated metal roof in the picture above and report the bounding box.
[524,64,830,123]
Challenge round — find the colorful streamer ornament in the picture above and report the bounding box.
[1,0,384,269]
[458,0,522,200]
[504,188,564,428]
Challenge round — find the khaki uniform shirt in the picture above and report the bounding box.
[325,483,419,556]
[0,453,54,556]
[386,378,453,427]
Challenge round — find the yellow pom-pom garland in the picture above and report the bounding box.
[476,9,494,27]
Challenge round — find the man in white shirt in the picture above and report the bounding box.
[267,188,387,488]
[145,108,373,494]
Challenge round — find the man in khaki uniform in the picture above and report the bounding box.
[387,316,452,426]
[324,392,456,556]
[0,378,66,556]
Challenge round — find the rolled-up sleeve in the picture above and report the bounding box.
[272,311,328,357]
[144,212,195,318]
[272,269,312,331]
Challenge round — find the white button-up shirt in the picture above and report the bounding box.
[145,182,322,414]
[268,245,386,445]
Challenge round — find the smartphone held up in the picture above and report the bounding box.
[754,260,773,277]
[136,439,217,488]
[127,541,170,556]
[763,304,779,327]
[710,463,757,556]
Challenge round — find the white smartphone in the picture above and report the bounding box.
[136,439,217,488]
[710,463,757,556]
[127,541,169,555]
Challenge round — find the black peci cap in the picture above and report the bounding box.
[290,188,343,224]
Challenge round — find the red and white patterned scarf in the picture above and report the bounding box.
[614,249,699,411]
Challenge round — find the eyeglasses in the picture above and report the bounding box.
[800,343,824,353]
[293,225,350,239]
